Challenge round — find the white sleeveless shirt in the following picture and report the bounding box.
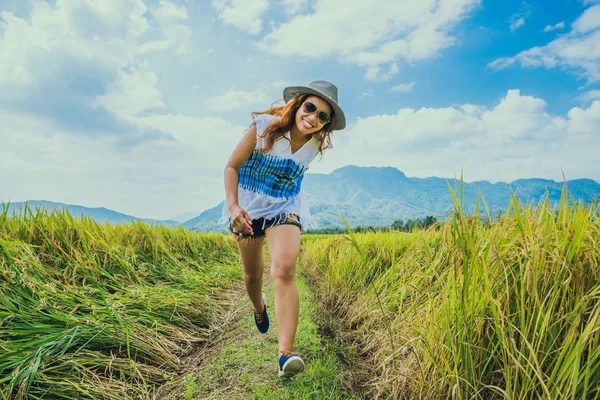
[220,114,320,228]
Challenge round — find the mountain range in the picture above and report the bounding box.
[4,200,180,227]
[184,165,600,231]
[4,166,599,231]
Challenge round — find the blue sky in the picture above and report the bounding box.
[1,0,599,220]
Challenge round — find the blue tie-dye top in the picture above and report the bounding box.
[221,114,320,225]
[238,149,307,199]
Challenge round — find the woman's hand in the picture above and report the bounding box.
[229,204,254,235]
[224,124,257,236]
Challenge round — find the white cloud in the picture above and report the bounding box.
[139,24,192,55]
[577,89,600,102]
[211,0,269,34]
[0,1,147,86]
[0,0,193,142]
[359,89,375,99]
[572,4,600,33]
[487,57,516,70]
[258,0,480,80]
[92,65,165,119]
[282,0,309,16]
[508,3,531,32]
[310,90,600,184]
[0,109,246,219]
[543,21,565,32]
[391,82,416,93]
[0,109,57,140]
[208,89,269,111]
[152,0,188,23]
[207,81,290,112]
[2,0,598,222]
[4,88,600,220]
[0,0,191,87]
[460,104,485,116]
[488,4,600,82]
[365,63,399,82]
[510,17,525,31]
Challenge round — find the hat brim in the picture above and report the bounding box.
[283,86,346,130]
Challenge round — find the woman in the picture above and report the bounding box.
[222,80,346,377]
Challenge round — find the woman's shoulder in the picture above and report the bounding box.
[251,114,280,149]
[252,113,279,125]
[251,113,278,135]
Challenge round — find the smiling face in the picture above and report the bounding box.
[294,95,333,136]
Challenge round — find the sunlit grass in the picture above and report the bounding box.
[4,184,599,399]
[301,185,600,399]
[0,204,241,399]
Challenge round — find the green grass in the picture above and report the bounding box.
[301,188,600,399]
[1,204,356,399]
[6,185,597,399]
[157,273,355,400]
[0,204,242,399]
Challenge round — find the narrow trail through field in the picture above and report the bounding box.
[154,267,355,400]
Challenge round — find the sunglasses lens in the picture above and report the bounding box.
[303,102,316,113]
[318,112,330,125]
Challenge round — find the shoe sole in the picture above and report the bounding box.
[278,357,305,378]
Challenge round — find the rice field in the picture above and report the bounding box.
[301,187,600,399]
[2,184,599,399]
[0,205,241,399]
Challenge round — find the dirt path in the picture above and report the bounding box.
[154,269,355,400]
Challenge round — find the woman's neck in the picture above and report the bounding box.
[289,125,311,143]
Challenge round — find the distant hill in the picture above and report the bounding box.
[169,211,201,223]
[4,200,180,227]
[5,167,598,232]
[182,203,223,231]
[185,166,600,232]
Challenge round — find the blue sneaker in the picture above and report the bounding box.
[253,293,269,334]
[278,351,305,378]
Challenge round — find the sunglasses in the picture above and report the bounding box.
[302,101,331,125]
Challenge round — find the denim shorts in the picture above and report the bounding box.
[228,213,302,240]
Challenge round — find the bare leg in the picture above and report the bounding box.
[265,224,301,355]
[235,238,265,312]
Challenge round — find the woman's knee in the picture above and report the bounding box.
[270,261,296,283]
[243,263,264,281]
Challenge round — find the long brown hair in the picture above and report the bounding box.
[252,94,336,155]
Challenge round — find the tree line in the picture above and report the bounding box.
[306,215,438,234]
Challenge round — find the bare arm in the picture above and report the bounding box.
[224,123,258,235]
